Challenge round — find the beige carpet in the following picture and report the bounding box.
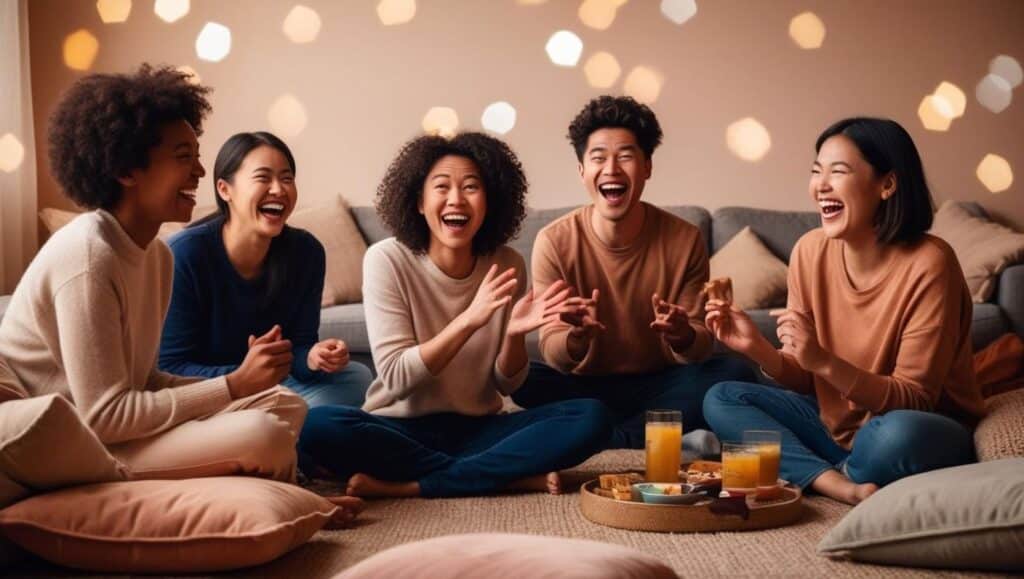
[10,451,1007,578]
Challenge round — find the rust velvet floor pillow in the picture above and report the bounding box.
[0,477,338,573]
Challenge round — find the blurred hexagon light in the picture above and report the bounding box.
[546,30,583,67]
[977,154,1013,193]
[283,5,321,44]
[789,12,825,50]
[917,95,953,132]
[63,29,99,71]
[989,55,1022,88]
[660,0,696,25]
[584,51,621,88]
[578,0,627,31]
[976,74,1013,113]
[623,66,664,104]
[268,94,309,138]
[196,22,231,62]
[155,0,189,23]
[422,107,459,138]
[377,0,416,26]
[481,102,517,135]
[96,0,131,23]
[0,133,26,173]
[726,118,771,162]
[933,82,966,118]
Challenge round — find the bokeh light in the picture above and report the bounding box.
[584,51,621,88]
[977,154,1013,193]
[989,55,1023,88]
[623,66,663,104]
[578,0,622,31]
[789,12,825,50]
[933,82,966,118]
[154,0,189,23]
[0,133,26,173]
[660,0,697,25]
[545,30,584,67]
[377,0,416,26]
[96,0,131,23]
[196,22,231,62]
[481,101,517,135]
[63,29,99,71]
[283,5,321,44]
[517,0,548,4]
[726,117,772,162]
[268,94,309,138]
[917,95,953,131]
[175,65,201,85]
[976,74,1013,113]
[422,107,459,138]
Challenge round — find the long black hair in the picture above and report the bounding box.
[206,131,297,307]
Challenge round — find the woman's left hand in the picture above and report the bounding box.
[507,280,573,337]
[307,338,350,373]
[771,309,831,373]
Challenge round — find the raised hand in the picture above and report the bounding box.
[227,324,293,399]
[307,338,350,373]
[507,280,573,337]
[650,293,695,349]
[771,309,830,373]
[462,264,518,331]
[560,288,606,340]
[704,299,762,356]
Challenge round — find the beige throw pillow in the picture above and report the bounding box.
[709,226,788,309]
[930,201,1024,302]
[818,458,1024,572]
[289,194,367,306]
[0,477,338,573]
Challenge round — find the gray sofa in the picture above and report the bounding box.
[323,203,1024,372]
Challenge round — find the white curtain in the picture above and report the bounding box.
[0,0,37,294]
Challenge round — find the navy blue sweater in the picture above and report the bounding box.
[159,216,326,382]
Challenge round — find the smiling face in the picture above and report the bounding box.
[216,145,297,239]
[579,127,651,223]
[810,135,896,242]
[419,155,487,254]
[123,119,205,224]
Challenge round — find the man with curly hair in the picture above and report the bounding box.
[511,96,757,450]
[0,66,337,492]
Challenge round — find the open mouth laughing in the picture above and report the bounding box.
[598,182,628,207]
[440,212,471,233]
[818,197,845,221]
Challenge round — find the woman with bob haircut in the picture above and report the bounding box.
[159,131,372,409]
[299,132,613,498]
[702,117,985,505]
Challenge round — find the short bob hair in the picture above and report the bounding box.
[567,95,663,162]
[375,132,528,255]
[47,63,212,210]
[815,117,934,245]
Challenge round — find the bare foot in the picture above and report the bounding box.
[505,472,562,495]
[346,473,420,498]
[811,470,879,505]
[322,495,366,529]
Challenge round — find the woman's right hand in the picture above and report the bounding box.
[226,325,293,399]
[704,299,764,356]
[461,264,518,331]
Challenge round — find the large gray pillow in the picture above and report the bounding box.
[818,458,1024,572]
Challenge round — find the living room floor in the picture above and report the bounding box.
[12,451,1003,578]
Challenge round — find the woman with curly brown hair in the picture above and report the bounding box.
[0,66,358,511]
[298,132,613,498]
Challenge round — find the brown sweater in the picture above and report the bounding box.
[533,203,713,375]
[770,229,986,448]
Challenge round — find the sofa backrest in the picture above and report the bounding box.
[712,207,820,263]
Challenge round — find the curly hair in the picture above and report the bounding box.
[375,132,528,255]
[47,63,212,210]
[567,95,663,162]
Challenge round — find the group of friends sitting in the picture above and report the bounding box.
[0,65,984,525]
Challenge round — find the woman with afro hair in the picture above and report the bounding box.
[298,132,613,498]
[0,66,361,520]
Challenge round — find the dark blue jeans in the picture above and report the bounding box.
[511,357,758,449]
[298,399,612,498]
[703,381,976,489]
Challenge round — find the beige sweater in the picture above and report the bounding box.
[771,229,986,448]
[0,210,232,444]
[361,238,528,417]
[533,203,713,375]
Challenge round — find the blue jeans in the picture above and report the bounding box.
[703,381,976,489]
[282,362,373,408]
[298,399,613,498]
[511,357,757,449]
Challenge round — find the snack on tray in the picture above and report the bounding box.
[662,485,682,496]
[703,277,733,304]
[685,461,723,485]
[611,488,633,501]
[598,473,642,490]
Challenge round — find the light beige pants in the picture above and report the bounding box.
[108,386,307,482]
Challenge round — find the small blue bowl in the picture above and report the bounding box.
[633,483,706,505]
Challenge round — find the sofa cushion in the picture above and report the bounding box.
[709,226,788,309]
[712,207,820,262]
[931,200,1024,303]
[974,388,1024,462]
[351,207,391,246]
[818,458,1024,572]
[972,303,1010,351]
[319,303,370,353]
[290,195,367,306]
[334,533,679,579]
[0,477,338,573]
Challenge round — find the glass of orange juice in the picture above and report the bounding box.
[721,442,760,493]
[743,430,781,488]
[645,410,682,483]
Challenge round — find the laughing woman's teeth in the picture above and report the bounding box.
[819,199,845,216]
[441,214,470,228]
[259,202,286,217]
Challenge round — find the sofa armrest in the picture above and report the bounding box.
[996,263,1024,338]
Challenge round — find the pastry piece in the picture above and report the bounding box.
[703,277,733,304]
[611,488,634,501]
[598,473,642,490]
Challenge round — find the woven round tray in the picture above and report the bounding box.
[579,479,804,533]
